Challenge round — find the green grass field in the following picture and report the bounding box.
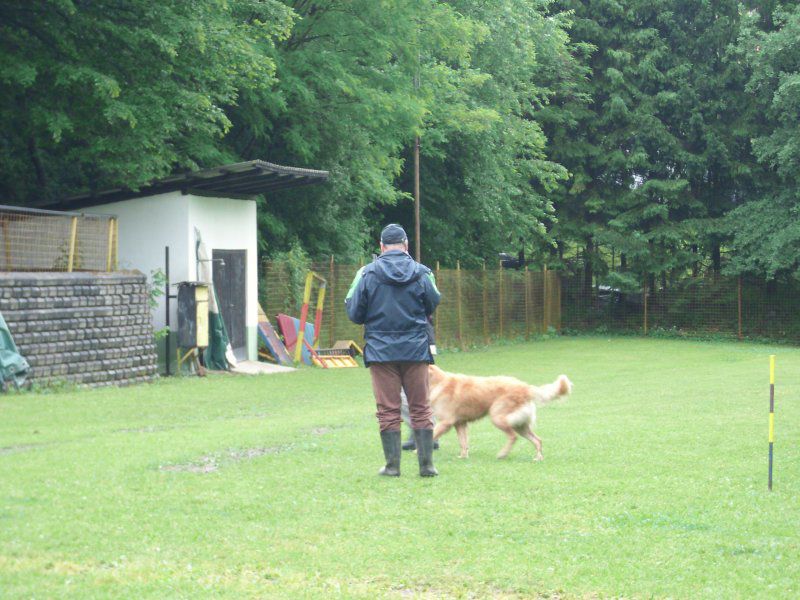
[2,337,799,599]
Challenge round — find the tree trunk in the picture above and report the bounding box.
[28,135,47,188]
[583,239,593,298]
[711,242,721,274]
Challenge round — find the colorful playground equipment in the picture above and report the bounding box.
[257,305,293,366]
[295,271,327,364]
[258,271,362,369]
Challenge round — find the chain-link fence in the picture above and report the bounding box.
[0,205,118,272]
[562,274,800,342]
[261,258,561,349]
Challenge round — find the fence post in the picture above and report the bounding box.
[643,280,648,335]
[482,261,489,344]
[106,217,115,272]
[456,260,464,348]
[329,255,336,347]
[435,261,441,344]
[2,221,11,270]
[67,216,78,272]
[737,276,743,341]
[498,261,504,339]
[113,217,119,270]
[555,271,562,332]
[543,264,549,333]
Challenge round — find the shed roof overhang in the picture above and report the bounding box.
[44,160,329,210]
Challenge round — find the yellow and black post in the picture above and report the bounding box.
[768,354,775,491]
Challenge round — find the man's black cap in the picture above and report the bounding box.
[380,224,407,245]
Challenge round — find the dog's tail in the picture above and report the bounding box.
[530,374,572,406]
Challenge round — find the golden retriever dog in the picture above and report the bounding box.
[428,365,572,461]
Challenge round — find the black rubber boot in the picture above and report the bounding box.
[403,437,439,451]
[413,429,439,477]
[379,430,401,476]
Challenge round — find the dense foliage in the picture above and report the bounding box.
[725,4,800,278]
[0,0,293,203]
[1,1,798,280]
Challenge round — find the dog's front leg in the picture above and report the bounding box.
[454,423,469,458]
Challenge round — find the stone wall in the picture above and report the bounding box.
[0,271,158,387]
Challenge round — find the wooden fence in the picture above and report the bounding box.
[261,258,561,349]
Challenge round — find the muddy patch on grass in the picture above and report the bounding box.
[227,445,292,460]
[160,455,220,473]
[159,444,294,473]
[114,425,175,434]
[0,443,48,456]
[387,584,564,599]
[308,425,349,436]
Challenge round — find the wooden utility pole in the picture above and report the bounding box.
[414,135,420,260]
[435,261,441,343]
[413,46,421,261]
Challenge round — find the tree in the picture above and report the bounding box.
[725,4,800,278]
[543,0,754,294]
[411,0,571,267]
[0,0,293,204]
[234,0,573,263]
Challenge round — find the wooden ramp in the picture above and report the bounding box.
[257,305,293,366]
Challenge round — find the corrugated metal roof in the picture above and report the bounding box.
[46,160,329,209]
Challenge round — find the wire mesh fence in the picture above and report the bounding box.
[263,257,800,348]
[260,258,561,349]
[0,205,117,272]
[562,274,800,343]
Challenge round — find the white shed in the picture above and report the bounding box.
[45,160,328,366]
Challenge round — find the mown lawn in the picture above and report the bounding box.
[1,337,799,599]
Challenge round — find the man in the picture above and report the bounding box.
[345,224,441,477]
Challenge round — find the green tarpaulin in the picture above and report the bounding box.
[0,312,30,390]
[195,227,236,371]
[204,287,231,370]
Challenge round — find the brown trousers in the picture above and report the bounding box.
[369,362,432,432]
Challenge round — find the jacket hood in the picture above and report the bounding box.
[373,250,422,286]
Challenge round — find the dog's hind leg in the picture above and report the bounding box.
[454,423,469,458]
[433,421,453,441]
[496,427,517,459]
[491,416,518,459]
[518,426,543,461]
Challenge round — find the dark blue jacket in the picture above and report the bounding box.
[345,250,440,366]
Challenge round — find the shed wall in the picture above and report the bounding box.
[91,192,257,363]
[188,196,257,360]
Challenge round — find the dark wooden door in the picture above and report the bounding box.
[212,249,246,354]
